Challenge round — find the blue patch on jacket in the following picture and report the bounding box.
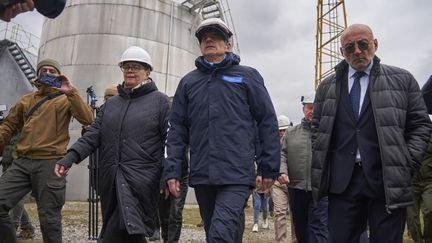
[222,75,243,83]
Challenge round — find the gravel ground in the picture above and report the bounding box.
[18,201,284,243]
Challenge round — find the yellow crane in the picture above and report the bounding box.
[315,0,347,88]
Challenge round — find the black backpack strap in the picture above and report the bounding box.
[25,92,64,120]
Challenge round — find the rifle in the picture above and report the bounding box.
[85,86,100,240]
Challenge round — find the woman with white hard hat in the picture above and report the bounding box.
[56,46,170,242]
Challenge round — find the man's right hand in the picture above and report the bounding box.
[167,178,181,198]
[0,0,34,22]
[278,173,290,184]
[54,163,70,177]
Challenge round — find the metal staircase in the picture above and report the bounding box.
[7,41,36,81]
[182,0,223,19]
[0,22,38,82]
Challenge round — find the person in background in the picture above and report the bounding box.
[311,24,431,242]
[163,17,280,243]
[103,84,118,101]
[0,58,93,243]
[271,115,297,243]
[1,134,35,239]
[252,170,270,233]
[152,149,189,243]
[405,76,432,243]
[0,0,66,22]
[279,94,328,243]
[55,46,170,243]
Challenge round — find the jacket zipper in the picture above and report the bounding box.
[368,70,391,214]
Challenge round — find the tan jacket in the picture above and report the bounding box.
[0,85,93,159]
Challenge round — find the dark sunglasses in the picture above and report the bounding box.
[342,39,372,54]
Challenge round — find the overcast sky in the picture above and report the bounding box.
[4,0,432,123]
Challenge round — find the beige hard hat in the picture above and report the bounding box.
[195,18,233,42]
[104,84,118,99]
[119,46,153,71]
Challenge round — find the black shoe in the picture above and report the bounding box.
[17,226,35,239]
[196,220,204,227]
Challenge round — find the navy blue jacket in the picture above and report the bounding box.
[164,52,280,187]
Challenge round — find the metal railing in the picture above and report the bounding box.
[180,0,240,54]
[0,21,39,56]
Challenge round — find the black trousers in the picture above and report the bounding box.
[158,175,189,243]
[288,188,328,243]
[328,164,406,243]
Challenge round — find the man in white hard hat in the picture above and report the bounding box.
[279,93,329,243]
[164,18,280,242]
[271,115,298,243]
[55,46,170,243]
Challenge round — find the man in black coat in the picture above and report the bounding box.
[311,24,431,243]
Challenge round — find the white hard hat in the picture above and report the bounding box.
[301,92,315,104]
[278,115,292,130]
[195,18,233,42]
[119,46,153,70]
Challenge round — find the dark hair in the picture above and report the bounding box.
[141,62,152,71]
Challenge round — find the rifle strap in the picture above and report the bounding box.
[25,92,64,121]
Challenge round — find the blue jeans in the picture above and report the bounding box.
[252,191,269,224]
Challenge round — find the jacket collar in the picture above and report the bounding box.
[195,52,241,73]
[301,118,312,130]
[118,78,158,98]
[334,56,381,80]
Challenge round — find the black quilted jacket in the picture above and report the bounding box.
[311,56,431,210]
